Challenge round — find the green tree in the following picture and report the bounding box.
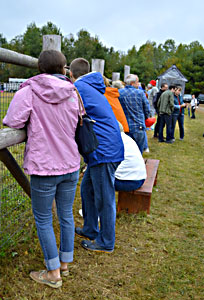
[0,33,7,47]
[41,22,62,36]
[23,23,42,58]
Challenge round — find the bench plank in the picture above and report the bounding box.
[117,159,159,214]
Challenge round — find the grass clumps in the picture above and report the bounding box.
[0,107,204,299]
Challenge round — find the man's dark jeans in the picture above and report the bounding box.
[159,113,172,142]
[81,162,119,250]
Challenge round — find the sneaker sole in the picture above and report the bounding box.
[81,243,113,253]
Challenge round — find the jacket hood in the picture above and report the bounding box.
[20,74,75,104]
[76,72,105,94]
[105,87,120,98]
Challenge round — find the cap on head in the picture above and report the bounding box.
[149,80,156,86]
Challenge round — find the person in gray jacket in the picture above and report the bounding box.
[157,85,176,143]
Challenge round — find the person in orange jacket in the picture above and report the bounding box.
[103,76,129,133]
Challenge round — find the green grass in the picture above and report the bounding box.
[0,107,204,299]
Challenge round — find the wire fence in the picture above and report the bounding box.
[0,86,32,250]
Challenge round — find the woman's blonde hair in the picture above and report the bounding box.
[103,76,111,87]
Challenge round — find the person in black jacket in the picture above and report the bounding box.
[153,83,168,138]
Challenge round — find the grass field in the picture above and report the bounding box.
[0,107,204,300]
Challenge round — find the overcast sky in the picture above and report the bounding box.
[1,0,203,53]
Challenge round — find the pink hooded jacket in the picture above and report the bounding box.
[3,74,81,175]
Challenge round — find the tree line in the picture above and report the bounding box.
[1,22,204,94]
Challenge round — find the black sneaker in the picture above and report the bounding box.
[165,140,174,144]
[75,227,94,240]
[81,240,114,253]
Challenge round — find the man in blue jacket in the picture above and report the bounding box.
[70,58,124,253]
[171,86,186,141]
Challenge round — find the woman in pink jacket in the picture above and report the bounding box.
[3,50,80,288]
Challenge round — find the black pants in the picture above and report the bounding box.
[159,114,172,142]
[154,114,164,137]
[191,106,195,119]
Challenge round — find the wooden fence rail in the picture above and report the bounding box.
[0,128,26,150]
[0,47,38,69]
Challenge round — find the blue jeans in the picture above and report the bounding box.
[115,178,145,191]
[171,113,179,139]
[159,114,172,142]
[126,130,146,154]
[171,113,184,139]
[178,114,184,139]
[144,131,148,150]
[31,170,79,271]
[81,162,119,250]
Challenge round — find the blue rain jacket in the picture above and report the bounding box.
[74,72,124,167]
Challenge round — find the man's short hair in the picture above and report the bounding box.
[70,58,90,79]
[38,50,66,74]
[125,74,138,85]
[169,84,176,90]
[161,83,168,88]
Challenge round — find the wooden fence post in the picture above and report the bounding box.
[0,149,31,198]
[112,72,120,81]
[43,35,61,51]
[124,65,130,82]
[91,59,105,75]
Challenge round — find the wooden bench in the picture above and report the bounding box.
[117,159,160,214]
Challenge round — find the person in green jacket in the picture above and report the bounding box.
[157,85,176,143]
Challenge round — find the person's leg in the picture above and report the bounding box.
[171,113,179,140]
[191,107,195,118]
[178,114,184,139]
[115,178,145,191]
[154,114,160,137]
[80,166,99,240]
[128,131,146,154]
[188,107,190,117]
[159,114,165,142]
[55,170,79,271]
[164,114,172,142]
[143,131,149,151]
[90,162,119,250]
[30,175,61,279]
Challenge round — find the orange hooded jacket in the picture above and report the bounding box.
[104,87,129,132]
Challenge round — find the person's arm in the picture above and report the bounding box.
[142,92,150,119]
[3,86,32,129]
[169,93,175,112]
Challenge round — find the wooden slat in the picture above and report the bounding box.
[133,159,159,195]
[0,128,26,150]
